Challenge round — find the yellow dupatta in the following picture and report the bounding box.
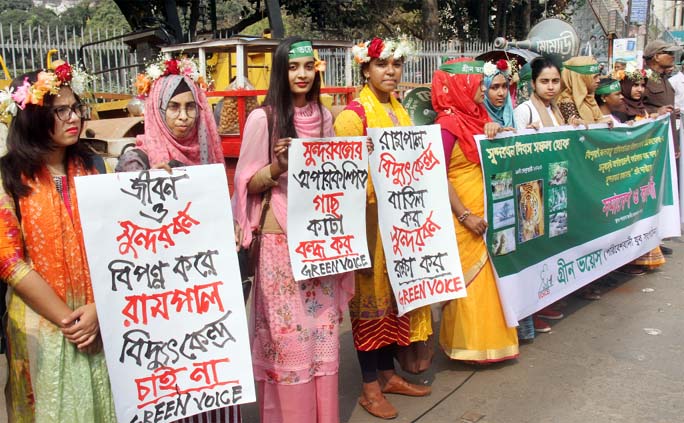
[357,85,432,342]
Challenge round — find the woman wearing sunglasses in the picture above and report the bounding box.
[0,65,116,422]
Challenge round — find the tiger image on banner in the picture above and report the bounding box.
[517,179,544,242]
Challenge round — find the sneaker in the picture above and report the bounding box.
[536,307,564,320]
[533,316,551,333]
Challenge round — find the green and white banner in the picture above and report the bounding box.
[476,116,681,326]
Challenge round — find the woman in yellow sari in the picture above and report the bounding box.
[431,58,519,363]
[334,37,431,420]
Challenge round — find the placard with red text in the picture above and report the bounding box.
[75,164,255,423]
[287,136,371,281]
[367,124,466,315]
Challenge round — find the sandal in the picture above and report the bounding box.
[358,392,398,420]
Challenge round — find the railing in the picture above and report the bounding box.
[0,24,135,94]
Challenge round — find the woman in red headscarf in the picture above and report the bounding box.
[431,58,519,363]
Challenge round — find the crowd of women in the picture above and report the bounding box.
[0,34,677,423]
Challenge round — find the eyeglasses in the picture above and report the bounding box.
[53,104,89,122]
[164,102,198,119]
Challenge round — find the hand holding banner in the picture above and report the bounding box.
[75,164,255,423]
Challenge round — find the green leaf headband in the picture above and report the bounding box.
[439,61,485,75]
[563,63,600,75]
[289,41,314,59]
[595,80,621,95]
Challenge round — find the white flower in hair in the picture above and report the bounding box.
[146,64,163,81]
[69,68,92,97]
[352,43,370,63]
[380,40,396,60]
[483,62,498,77]
[625,62,637,74]
[393,40,413,59]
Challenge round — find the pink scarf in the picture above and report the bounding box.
[232,103,332,248]
[136,74,224,166]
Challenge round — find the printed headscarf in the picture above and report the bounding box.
[432,57,491,164]
[136,74,224,166]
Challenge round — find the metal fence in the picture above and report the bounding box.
[0,24,135,94]
[0,24,493,93]
[319,39,493,87]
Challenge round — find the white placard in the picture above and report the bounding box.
[75,164,255,423]
[368,124,467,315]
[287,136,371,281]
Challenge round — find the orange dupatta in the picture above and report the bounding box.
[19,159,94,307]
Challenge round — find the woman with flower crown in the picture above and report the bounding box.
[0,65,116,422]
[116,57,223,172]
[430,57,519,365]
[116,57,240,423]
[334,37,432,420]
[482,59,517,128]
[610,65,669,274]
[232,37,353,423]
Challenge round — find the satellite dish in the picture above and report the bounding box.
[403,87,436,126]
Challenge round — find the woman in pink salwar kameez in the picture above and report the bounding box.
[232,37,354,423]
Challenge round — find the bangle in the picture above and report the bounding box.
[457,209,471,223]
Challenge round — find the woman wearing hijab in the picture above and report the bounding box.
[116,58,223,171]
[612,67,668,274]
[557,56,613,125]
[116,57,240,423]
[431,58,519,364]
[483,59,516,128]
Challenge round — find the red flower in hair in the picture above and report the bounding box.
[54,63,73,83]
[367,37,385,59]
[496,59,508,71]
[164,59,180,75]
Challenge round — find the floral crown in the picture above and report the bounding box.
[0,61,92,120]
[483,58,519,81]
[613,63,657,83]
[351,37,414,64]
[134,56,209,97]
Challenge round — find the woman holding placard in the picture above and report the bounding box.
[0,67,116,422]
[431,57,519,364]
[116,57,241,423]
[334,37,433,420]
[232,37,354,423]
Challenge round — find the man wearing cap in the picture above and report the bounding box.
[642,39,681,115]
[643,39,681,257]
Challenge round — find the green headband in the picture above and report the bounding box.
[289,41,314,59]
[439,61,485,75]
[595,80,621,95]
[564,63,600,75]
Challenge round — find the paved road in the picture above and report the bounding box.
[242,235,684,423]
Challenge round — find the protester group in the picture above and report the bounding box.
[0,33,680,423]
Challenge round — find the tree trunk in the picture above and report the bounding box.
[521,0,532,38]
[422,0,440,41]
[478,0,490,42]
[494,0,508,37]
[265,0,284,38]
[162,0,183,42]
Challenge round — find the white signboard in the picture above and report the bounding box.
[75,164,255,423]
[367,124,467,315]
[287,136,371,281]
